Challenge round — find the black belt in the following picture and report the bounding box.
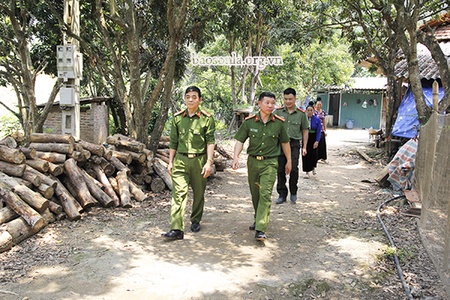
[179,153,205,158]
[250,155,277,161]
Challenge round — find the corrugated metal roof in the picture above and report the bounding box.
[394,41,450,80]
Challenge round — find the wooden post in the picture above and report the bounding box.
[432,80,439,111]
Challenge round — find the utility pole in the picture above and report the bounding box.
[57,0,82,139]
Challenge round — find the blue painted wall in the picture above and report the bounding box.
[317,92,383,129]
[339,93,382,129]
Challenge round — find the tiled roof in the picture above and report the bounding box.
[395,12,450,80]
[394,41,450,80]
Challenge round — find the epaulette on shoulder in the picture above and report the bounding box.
[297,107,305,112]
[174,110,184,117]
[245,114,256,120]
[274,115,285,122]
[201,110,212,117]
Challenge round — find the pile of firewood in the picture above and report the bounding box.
[0,133,227,253]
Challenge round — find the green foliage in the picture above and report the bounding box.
[381,246,415,263]
[0,114,22,138]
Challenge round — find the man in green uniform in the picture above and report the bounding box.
[232,91,291,241]
[162,86,216,240]
[273,88,309,204]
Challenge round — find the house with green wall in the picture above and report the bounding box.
[315,77,387,130]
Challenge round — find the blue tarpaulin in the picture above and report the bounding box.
[392,85,444,138]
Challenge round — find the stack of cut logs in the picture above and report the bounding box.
[0,133,227,253]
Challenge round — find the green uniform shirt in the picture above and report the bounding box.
[234,112,289,157]
[169,109,215,153]
[273,106,309,140]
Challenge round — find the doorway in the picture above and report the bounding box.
[328,93,340,127]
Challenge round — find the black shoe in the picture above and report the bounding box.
[255,231,267,241]
[162,230,184,240]
[276,197,286,204]
[249,222,255,231]
[190,222,201,232]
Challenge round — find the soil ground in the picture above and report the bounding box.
[0,129,448,300]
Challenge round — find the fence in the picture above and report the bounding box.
[415,112,450,295]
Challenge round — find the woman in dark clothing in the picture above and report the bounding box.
[302,102,322,176]
[314,98,328,163]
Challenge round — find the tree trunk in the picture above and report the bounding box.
[0,206,18,225]
[0,187,45,230]
[19,147,36,159]
[25,158,50,173]
[148,58,175,153]
[48,175,82,221]
[0,230,14,253]
[93,164,120,207]
[0,136,17,148]
[77,139,105,157]
[150,177,166,193]
[35,151,67,164]
[0,145,26,164]
[109,156,130,174]
[0,161,26,177]
[79,168,115,208]
[36,183,55,199]
[128,180,148,202]
[29,142,74,154]
[111,150,132,164]
[0,172,49,212]
[5,216,45,244]
[29,133,75,144]
[117,170,132,208]
[63,159,98,209]
[152,158,172,190]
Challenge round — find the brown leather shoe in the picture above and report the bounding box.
[162,230,184,240]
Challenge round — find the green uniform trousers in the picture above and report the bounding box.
[247,156,278,232]
[170,153,207,231]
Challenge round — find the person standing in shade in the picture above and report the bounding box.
[162,86,216,240]
[314,97,328,163]
[302,101,322,177]
[273,88,309,204]
[232,91,291,241]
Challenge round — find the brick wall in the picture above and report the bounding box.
[43,102,109,144]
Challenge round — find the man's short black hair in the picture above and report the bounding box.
[283,88,296,97]
[258,91,276,101]
[185,86,202,98]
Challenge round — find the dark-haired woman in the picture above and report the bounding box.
[314,98,328,163]
[302,103,322,176]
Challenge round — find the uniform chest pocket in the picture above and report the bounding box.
[190,127,206,148]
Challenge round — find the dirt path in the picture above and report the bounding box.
[0,129,447,299]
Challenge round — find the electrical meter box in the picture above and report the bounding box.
[60,86,75,106]
[57,45,82,81]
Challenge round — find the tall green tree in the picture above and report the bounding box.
[0,0,62,141]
